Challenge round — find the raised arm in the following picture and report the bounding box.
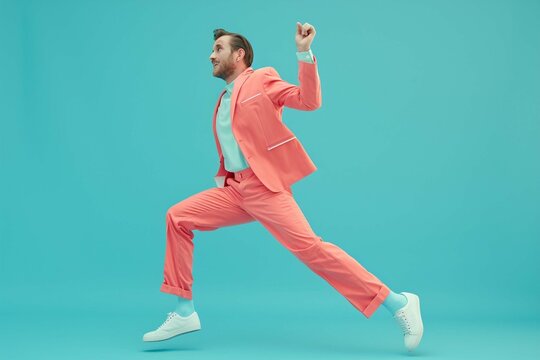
[262,22,322,111]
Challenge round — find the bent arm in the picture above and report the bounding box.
[262,54,322,111]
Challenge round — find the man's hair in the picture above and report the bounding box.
[213,28,254,67]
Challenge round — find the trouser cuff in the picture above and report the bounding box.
[363,284,390,318]
[160,283,193,299]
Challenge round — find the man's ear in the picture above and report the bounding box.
[235,48,245,62]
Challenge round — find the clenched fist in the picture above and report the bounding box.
[295,22,316,52]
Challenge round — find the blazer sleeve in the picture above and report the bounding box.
[262,56,322,111]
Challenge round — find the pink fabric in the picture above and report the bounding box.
[160,168,390,318]
[212,59,322,193]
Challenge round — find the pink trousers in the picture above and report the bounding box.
[160,167,390,318]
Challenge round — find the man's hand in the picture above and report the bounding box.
[295,22,316,52]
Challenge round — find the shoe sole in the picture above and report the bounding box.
[143,328,201,342]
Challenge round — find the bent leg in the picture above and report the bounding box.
[161,185,254,299]
[244,186,389,318]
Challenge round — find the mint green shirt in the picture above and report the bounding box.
[216,49,315,172]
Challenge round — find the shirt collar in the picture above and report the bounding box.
[224,80,234,94]
[223,67,253,94]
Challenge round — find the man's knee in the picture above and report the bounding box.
[290,237,323,262]
[166,202,193,231]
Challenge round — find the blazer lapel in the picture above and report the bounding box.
[212,90,226,159]
[230,67,254,124]
[212,67,254,163]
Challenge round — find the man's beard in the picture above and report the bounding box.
[214,57,235,80]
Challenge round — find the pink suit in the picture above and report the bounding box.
[160,56,390,318]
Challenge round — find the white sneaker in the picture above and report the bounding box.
[393,292,424,351]
[143,311,201,342]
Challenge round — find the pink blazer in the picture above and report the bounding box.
[212,55,322,192]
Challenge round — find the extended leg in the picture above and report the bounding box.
[161,185,254,298]
[243,188,389,318]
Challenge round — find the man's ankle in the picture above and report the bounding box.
[175,296,195,317]
[382,290,408,314]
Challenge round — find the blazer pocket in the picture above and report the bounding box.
[267,136,297,150]
[240,92,262,104]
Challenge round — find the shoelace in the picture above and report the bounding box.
[158,312,177,329]
[394,310,412,335]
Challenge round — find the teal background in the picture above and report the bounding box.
[1,0,539,359]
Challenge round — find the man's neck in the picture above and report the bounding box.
[225,66,248,84]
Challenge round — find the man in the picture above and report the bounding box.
[143,22,424,352]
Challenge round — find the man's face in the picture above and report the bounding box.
[209,36,237,80]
